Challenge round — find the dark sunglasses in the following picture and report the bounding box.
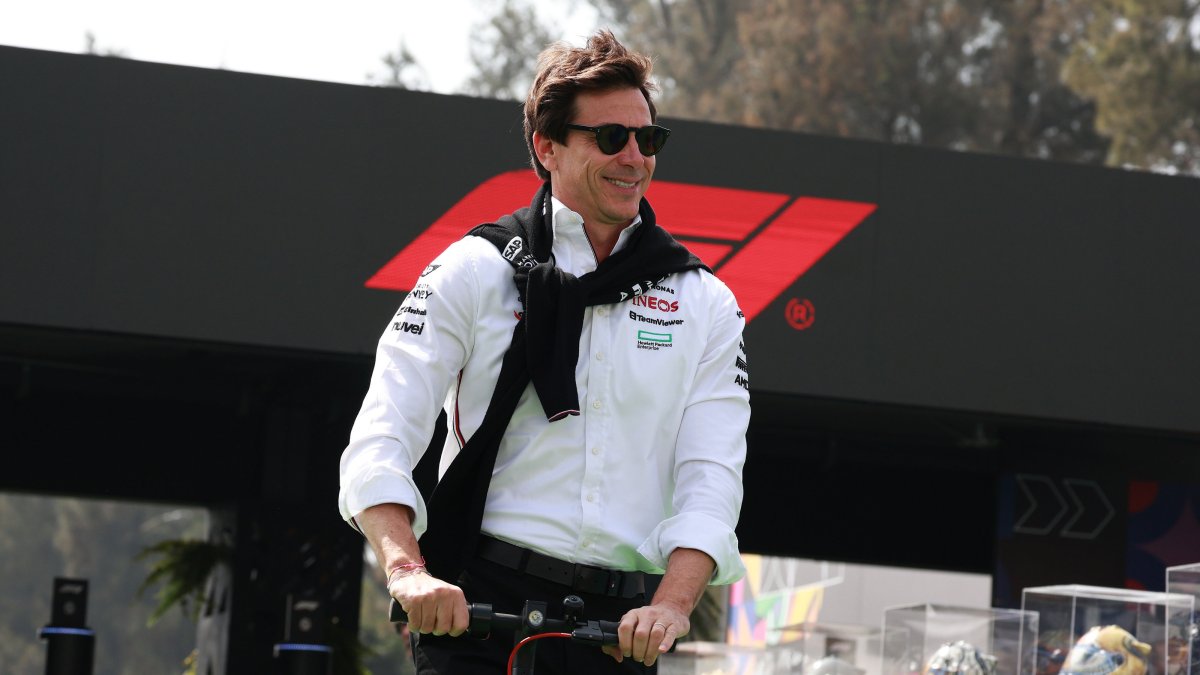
[565,123,672,156]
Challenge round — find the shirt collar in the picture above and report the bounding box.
[550,196,642,258]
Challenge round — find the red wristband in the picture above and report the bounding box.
[387,557,427,585]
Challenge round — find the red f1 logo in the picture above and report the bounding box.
[366,170,876,323]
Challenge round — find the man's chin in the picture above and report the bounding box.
[606,210,640,226]
[608,198,643,221]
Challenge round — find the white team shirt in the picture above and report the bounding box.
[339,198,750,582]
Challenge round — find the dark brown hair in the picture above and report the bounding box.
[523,30,658,179]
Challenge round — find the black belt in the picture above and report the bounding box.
[476,535,656,599]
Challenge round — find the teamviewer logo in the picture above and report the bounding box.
[366,171,877,324]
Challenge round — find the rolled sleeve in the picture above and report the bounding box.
[339,438,428,535]
[639,277,750,584]
[637,511,747,584]
[337,239,480,537]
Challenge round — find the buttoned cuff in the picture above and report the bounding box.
[637,512,747,585]
[338,468,427,539]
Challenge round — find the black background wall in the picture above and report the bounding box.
[2,45,1199,670]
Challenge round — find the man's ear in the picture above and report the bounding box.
[533,131,557,172]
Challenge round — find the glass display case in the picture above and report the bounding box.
[660,622,880,675]
[659,640,808,675]
[1166,565,1200,675]
[791,622,882,675]
[1021,584,1193,675]
[882,604,1038,675]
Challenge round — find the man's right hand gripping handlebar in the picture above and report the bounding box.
[387,562,471,637]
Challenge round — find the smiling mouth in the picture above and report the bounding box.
[605,177,638,189]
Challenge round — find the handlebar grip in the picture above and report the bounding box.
[388,598,407,623]
[597,619,621,643]
[388,598,499,638]
[572,619,622,646]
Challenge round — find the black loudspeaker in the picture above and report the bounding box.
[285,594,326,644]
[275,594,332,675]
[41,576,95,675]
[50,578,89,628]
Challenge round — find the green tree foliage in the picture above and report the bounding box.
[463,0,559,100]
[467,0,1200,173]
[137,539,233,624]
[358,558,417,675]
[0,493,206,675]
[590,0,1110,163]
[369,40,431,90]
[1061,0,1200,172]
[83,31,128,58]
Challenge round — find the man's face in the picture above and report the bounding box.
[537,87,656,230]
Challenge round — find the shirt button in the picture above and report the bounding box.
[592,400,602,410]
[595,352,605,361]
[587,493,596,503]
[591,447,600,456]
[582,539,592,548]
[596,306,607,317]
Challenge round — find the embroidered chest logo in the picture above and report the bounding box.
[501,236,537,269]
[629,295,679,313]
[627,309,684,329]
[392,282,433,337]
[734,337,749,390]
[501,236,522,260]
[637,330,673,351]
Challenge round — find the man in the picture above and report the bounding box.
[339,31,750,674]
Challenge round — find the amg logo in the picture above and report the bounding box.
[734,374,750,390]
[393,321,425,335]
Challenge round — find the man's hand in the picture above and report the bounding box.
[601,547,716,666]
[388,569,470,637]
[602,600,690,666]
[356,503,469,637]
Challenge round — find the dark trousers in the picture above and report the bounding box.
[412,554,656,675]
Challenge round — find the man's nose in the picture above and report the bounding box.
[616,131,642,162]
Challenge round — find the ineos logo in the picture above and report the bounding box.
[785,298,815,330]
[630,295,679,313]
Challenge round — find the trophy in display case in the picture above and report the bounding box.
[1022,585,1193,675]
[1060,625,1151,675]
[883,604,1038,675]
